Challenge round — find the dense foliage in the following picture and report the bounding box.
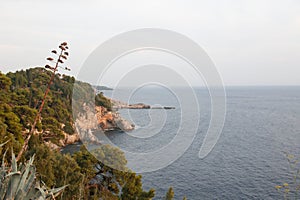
[1,67,74,147]
[0,67,113,146]
[95,92,113,111]
[0,68,156,199]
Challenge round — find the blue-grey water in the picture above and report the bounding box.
[72,86,300,199]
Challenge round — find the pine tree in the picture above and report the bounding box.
[165,187,175,200]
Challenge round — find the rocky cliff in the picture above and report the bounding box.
[95,105,135,131]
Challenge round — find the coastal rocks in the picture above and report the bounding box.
[62,132,80,145]
[95,106,134,131]
[59,97,173,148]
[114,116,135,131]
[127,103,150,109]
[74,103,101,144]
[76,103,98,130]
[110,98,150,109]
[117,103,150,109]
[75,102,134,133]
[150,106,175,109]
[77,128,101,144]
[109,98,174,110]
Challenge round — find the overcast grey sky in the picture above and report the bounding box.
[0,0,300,86]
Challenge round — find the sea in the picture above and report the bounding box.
[66,86,300,199]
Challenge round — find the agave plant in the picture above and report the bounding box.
[0,145,66,200]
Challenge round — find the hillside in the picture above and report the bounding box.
[1,67,119,147]
[0,67,156,199]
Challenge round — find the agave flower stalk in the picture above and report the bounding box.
[16,42,70,162]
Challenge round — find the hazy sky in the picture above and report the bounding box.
[0,0,300,86]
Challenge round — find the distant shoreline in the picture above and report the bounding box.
[92,85,113,91]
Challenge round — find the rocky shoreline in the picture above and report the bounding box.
[56,97,175,149]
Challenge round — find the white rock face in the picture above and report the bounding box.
[114,116,135,131]
[74,103,135,144]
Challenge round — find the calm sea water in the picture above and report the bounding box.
[67,86,300,199]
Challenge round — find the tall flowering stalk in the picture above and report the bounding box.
[16,42,70,162]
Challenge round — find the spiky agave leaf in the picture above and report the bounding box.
[0,140,9,148]
[0,150,67,200]
[27,187,44,200]
[1,149,7,175]
[5,172,21,199]
[46,185,68,198]
[11,152,17,173]
[4,152,21,199]
[15,155,35,195]
[23,164,36,193]
[0,149,8,200]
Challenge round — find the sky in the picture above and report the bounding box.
[0,0,300,86]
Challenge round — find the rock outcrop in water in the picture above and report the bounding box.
[110,99,150,109]
[110,98,175,110]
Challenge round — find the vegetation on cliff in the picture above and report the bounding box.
[0,67,158,199]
